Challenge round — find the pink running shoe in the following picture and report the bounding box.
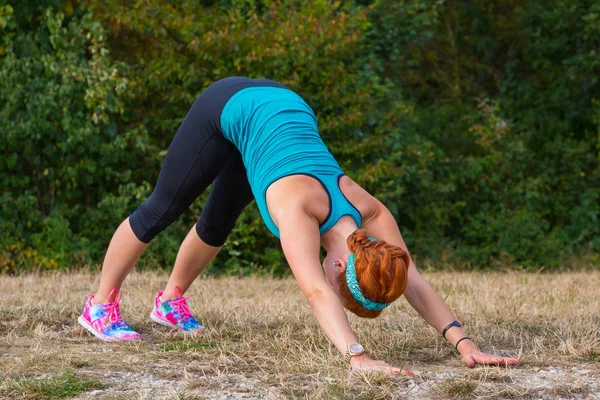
[150,286,205,333]
[77,288,142,341]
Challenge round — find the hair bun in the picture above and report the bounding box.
[348,229,380,252]
[345,228,410,308]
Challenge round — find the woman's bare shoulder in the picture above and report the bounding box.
[338,176,383,221]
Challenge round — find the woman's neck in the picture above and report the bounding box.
[321,216,357,256]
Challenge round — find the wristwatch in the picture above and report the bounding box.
[344,343,365,363]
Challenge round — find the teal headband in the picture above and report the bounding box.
[345,238,392,312]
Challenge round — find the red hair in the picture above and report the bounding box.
[337,229,410,318]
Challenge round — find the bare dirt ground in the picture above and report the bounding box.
[0,270,598,399]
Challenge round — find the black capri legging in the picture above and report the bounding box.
[128,77,282,246]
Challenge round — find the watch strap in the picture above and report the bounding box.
[344,345,364,363]
[343,348,353,363]
[442,320,462,340]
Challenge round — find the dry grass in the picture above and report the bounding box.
[0,270,599,399]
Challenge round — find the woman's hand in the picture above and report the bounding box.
[458,339,518,367]
[349,354,413,375]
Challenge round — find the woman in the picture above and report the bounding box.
[78,77,517,373]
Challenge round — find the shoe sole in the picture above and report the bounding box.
[77,316,141,341]
[77,316,117,341]
[150,311,205,334]
[150,311,178,329]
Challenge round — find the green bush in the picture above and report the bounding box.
[0,8,134,271]
[360,0,600,267]
[1,0,598,273]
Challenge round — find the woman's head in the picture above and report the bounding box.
[331,229,410,318]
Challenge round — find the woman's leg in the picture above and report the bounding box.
[160,227,222,301]
[94,218,148,303]
[162,149,254,300]
[93,96,237,303]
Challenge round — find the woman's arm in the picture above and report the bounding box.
[363,202,517,367]
[277,203,410,373]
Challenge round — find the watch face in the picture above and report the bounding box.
[349,343,364,354]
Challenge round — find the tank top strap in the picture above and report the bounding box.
[318,173,362,234]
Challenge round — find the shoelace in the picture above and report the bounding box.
[169,296,192,322]
[102,295,123,328]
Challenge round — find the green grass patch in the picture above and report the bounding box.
[391,344,407,353]
[323,381,346,399]
[584,350,600,362]
[160,341,217,352]
[69,360,91,369]
[6,370,104,399]
[437,379,478,398]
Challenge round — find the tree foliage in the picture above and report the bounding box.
[1,0,598,273]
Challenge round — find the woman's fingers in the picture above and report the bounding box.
[352,360,414,375]
[465,351,518,367]
[463,353,476,368]
[495,356,518,366]
[389,366,414,375]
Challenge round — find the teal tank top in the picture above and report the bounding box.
[220,87,362,238]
